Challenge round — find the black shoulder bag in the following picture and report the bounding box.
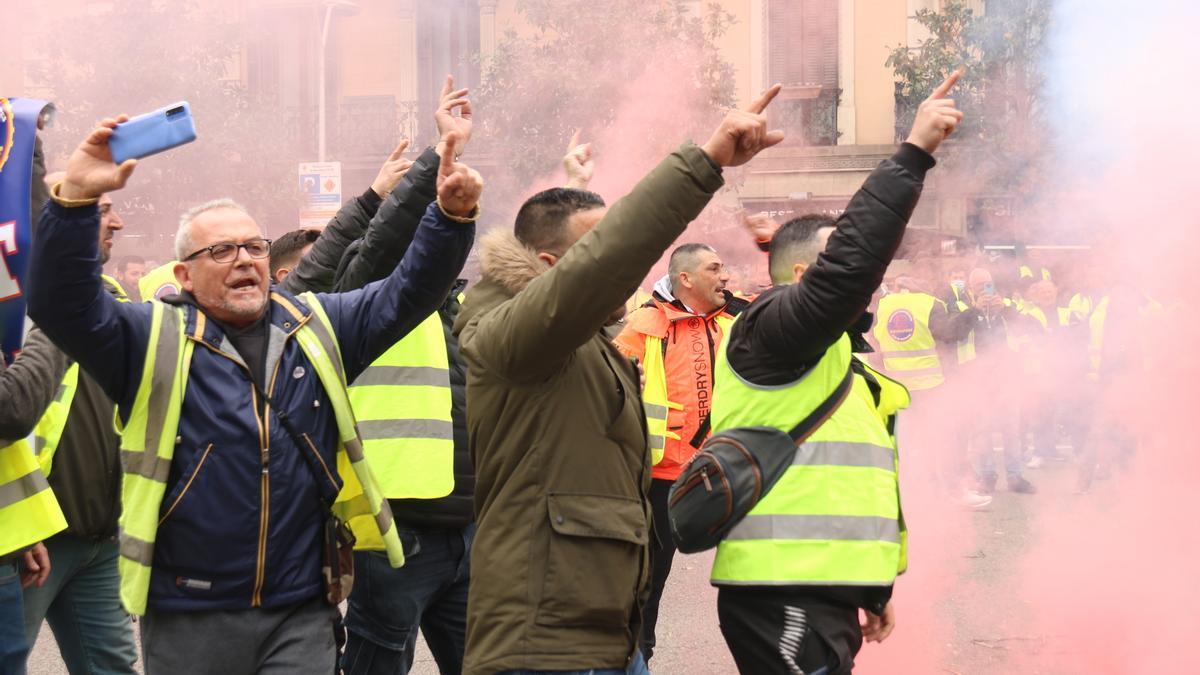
[667,367,854,554]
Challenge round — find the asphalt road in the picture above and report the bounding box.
[26,456,1091,674]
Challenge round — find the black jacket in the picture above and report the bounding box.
[333,147,474,529]
[723,142,934,611]
[280,187,383,296]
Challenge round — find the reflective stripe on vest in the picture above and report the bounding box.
[31,365,78,476]
[32,276,129,477]
[116,294,405,615]
[872,292,944,391]
[0,437,67,557]
[709,327,908,587]
[641,335,682,466]
[348,311,454,500]
[639,313,733,466]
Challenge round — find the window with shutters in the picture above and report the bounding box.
[767,0,840,145]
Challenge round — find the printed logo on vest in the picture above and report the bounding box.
[886,309,916,342]
[153,283,179,300]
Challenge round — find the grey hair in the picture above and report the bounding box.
[175,198,251,260]
[667,243,717,291]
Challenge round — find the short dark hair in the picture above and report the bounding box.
[768,214,837,285]
[116,255,145,273]
[514,188,605,252]
[269,229,321,276]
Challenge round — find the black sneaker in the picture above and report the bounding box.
[1008,476,1037,494]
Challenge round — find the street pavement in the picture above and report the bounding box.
[26,457,1090,674]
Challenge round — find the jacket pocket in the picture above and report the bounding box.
[159,443,214,526]
[536,493,650,628]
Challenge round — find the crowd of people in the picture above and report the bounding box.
[0,65,1134,675]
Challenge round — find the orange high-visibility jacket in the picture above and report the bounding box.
[614,298,735,481]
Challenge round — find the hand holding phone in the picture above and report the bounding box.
[109,102,197,164]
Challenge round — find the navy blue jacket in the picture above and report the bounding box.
[28,200,474,611]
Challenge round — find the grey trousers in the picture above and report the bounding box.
[141,595,337,675]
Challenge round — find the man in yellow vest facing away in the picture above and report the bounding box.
[872,276,985,508]
[613,242,745,663]
[27,117,478,674]
[709,70,963,674]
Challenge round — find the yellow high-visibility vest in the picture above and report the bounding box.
[116,293,404,614]
[638,314,732,466]
[640,334,682,467]
[0,437,67,557]
[347,309,455,504]
[32,276,129,476]
[1068,293,1093,324]
[955,297,1019,363]
[709,329,909,587]
[1019,265,1052,282]
[872,291,945,391]
[137,262,180,302]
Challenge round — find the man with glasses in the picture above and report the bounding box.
[26,117,480,673]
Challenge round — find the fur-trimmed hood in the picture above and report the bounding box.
[477,228,549,296]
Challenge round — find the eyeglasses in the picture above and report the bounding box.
[183,238,272,264]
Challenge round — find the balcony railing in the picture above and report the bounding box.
[336,96,422,159]
[773,85,840,147]
[278,98,423,161]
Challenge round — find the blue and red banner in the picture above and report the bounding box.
[0,97,48,364]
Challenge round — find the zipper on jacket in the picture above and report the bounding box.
[158,443,215,526]
[190,338,277,608]
[251,358,285,607]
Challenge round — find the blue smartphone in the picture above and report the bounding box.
[109,102,197,164]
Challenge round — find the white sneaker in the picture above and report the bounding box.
[959,489,993,510]
[1026,456,1045,469]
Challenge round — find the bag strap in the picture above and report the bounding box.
[786,366,854,445]
[252,380,335,512]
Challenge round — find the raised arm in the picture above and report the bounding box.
[331,75,472,292]
[334,148,440,291]
[317,134,479,381]
[26,117,153,411]
[466,87,785,381]
[281,139,413,294]
[730,70,963,378]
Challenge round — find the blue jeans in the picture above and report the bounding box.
[1,562,29,675]
[342,523,473,675]
[22,535,137,674]
[497,651,650,675]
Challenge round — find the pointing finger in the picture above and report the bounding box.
[568,129,581,153]
[440,74,454,99]
[439,132,460,177]
[929,67,964,100]
[388,138,410,161]
[746,84,783,114]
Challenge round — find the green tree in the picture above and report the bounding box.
[887,0,1050,192]
[30,0,300,250]
[474,0,738,198]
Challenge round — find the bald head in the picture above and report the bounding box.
[968,268,993,298]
